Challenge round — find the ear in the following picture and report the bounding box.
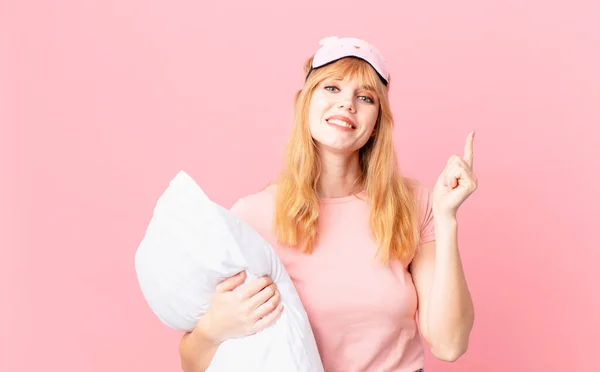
[319,36,340,46]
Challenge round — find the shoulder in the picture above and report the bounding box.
[404,177,436,243]
[403,177,433,208]
[229,183,278,231]
[230,184,277,213]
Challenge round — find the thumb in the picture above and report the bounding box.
[216,271,246,292]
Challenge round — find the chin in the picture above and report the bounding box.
[310,129,367,154]
[315,141,359,155]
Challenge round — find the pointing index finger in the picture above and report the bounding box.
[463,131,475,168]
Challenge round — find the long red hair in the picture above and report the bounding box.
[272,56,420,265]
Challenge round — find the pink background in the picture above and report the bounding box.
[2,0,599,371]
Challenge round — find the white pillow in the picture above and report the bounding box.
[134,171,324,372]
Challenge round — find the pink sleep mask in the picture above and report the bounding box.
[306,36,390,86]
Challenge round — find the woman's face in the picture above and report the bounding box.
[308,76,380,155]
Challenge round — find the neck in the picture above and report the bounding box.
[316,150,362,198]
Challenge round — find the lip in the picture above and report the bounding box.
[325,115,356,129]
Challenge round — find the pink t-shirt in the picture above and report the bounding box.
[230,181,436,372]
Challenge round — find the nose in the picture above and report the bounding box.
[337,98,356,113]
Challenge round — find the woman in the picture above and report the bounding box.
[179,36,476,372]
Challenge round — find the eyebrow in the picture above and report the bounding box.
[327,78,376,93]
[360,85,377,93]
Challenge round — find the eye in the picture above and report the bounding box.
[359,95,375,104]
[324,85,339,92]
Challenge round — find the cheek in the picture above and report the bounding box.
[361,109,379,132]
[308,97,328,127]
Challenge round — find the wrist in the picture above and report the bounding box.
[194,313,222,346]
[433,211,457,224]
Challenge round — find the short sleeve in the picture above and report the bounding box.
[417,184,436,245]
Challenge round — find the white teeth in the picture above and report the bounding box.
[328,119,354,129]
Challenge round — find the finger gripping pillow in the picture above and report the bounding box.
[134,171,324,372]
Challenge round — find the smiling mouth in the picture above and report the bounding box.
[326,118,356,129]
